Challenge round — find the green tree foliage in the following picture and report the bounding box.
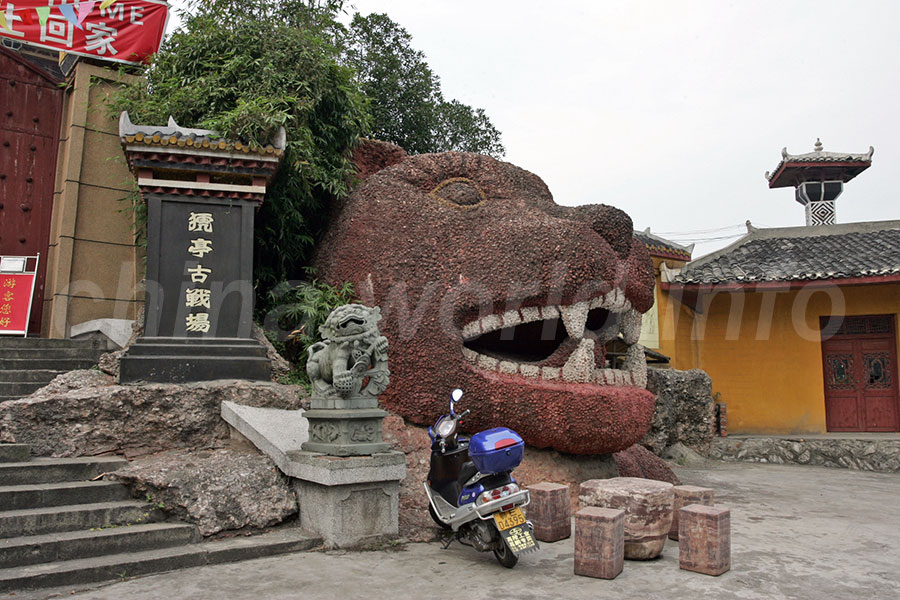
[109,0,370,291]
[344,13,505,158]
[109,1,504,317]
[265,278,355,386]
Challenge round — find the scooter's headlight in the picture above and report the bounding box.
[435,417,456,438]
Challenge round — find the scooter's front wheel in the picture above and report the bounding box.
[493,538,518,569]
[428,502,452,530]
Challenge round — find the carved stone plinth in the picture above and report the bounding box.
[679,504,731,576]
[289,450,406,548]
[574,507,625,580]
[670,485,714,541]
[579,477,674,560]
[528,482,571,542]
[301,408,390,456]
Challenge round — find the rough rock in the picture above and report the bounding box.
[381,414,438,542]
[98,306,144,378]
[351,138,407,182]
[252,323,293,381]
[663,442,709,468]
[0,371,307,458]
[109,447,297,536]
[579,477,674,560]
[382,413,617,542]
[613,444,680,485]
[97,351,124,378]
[313,151,657,454]
[642,368,715,455]
[710,436,900,472]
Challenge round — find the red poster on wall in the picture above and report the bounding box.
[0,0,169,66]
[0,273,36,335]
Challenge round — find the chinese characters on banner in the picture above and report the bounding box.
[0,274,35,334]
[184,211,214,334]
[0,0,168,66]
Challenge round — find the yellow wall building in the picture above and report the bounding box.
[656,143,899,435]
[659,220,900,435]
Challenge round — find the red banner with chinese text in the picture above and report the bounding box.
[0,273,35,334]
[0,1,168,65]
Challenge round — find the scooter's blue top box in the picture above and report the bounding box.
[468,427,524,474]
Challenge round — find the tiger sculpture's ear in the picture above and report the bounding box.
[351,139,408,182]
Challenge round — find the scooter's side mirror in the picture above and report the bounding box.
[450,388,464,414]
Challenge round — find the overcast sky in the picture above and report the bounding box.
[169,1,900,257]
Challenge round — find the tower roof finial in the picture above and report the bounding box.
[814,138,823,152]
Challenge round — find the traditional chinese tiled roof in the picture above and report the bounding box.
[119,112,284,203]
[119,112,285,157]
[669,220,900,285]
[634,229,693,261]
[766,139,873,189]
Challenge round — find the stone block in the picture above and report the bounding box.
[527,482,571,542]
[679,504,731,576]
[289,450,405,548]
[574,507,624,580]
[670,485,714,540]
[579,477,673,560]
[293,478,399,549]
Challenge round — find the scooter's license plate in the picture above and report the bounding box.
[493,507,526,531]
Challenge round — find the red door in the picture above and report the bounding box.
[0,48,63,335]
[821,315,900,432]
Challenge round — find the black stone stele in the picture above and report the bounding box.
[116,113,285,383]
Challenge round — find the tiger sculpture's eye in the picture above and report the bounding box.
[431,177,486,207]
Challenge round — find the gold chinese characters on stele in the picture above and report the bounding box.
[184,211,214,333]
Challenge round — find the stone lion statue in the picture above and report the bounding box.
[306,304,389,399]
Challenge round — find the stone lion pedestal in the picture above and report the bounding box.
[289,451,405,548]
[291,304,406,547]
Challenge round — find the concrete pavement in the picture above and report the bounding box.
[26,461,900,600]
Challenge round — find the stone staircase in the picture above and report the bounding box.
[0,338,106,402]
[0,444,321,593]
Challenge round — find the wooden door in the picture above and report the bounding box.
[0,48,63,335]
[821,315,899,432]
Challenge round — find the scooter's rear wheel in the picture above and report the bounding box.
[493,539,518,569]
[428,502,452,530]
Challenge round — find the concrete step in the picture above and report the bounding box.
[119,355,270,384]
[0,381,45,398]
[0,500,163,537]
[0,527,322,593]
[0,358,98,371]
[0,369,65,383]
[0,456,128,485]
[0,480,130,510]
[0,522,199,569]
[0,338,102,349]
[0,347,103,360]
[125,343,266,358]
[0,444,30,463]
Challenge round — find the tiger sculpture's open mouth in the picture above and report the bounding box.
[313,148,657,455]
[460,292,646,388]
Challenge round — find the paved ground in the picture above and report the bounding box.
[32,461,900,600]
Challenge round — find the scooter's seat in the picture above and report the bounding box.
[458,461,478,489]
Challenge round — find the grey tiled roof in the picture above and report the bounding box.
[634,229,693,260]
[672,221,900,285]
[765,140,873,187]
[118,112,286,154]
